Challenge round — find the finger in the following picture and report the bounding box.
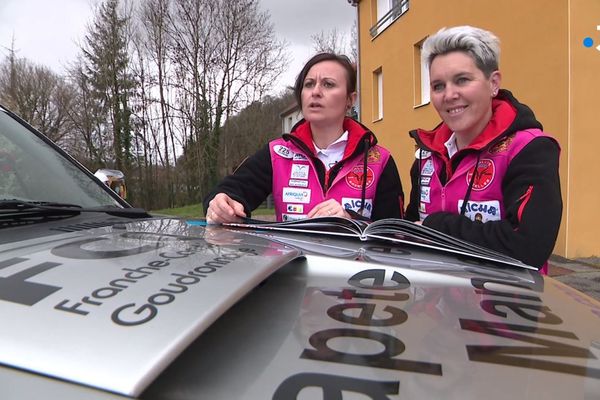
[323,200,341,216]
[206,202,222,224]
[206,209,218,225]
[307,204,324,218]
[316,209,332,218]
[211,194,236,219]
[228,198,247,218]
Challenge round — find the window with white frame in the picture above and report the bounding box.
[373,68,383,121]
[421,54,430,105]
[414,40,430,106]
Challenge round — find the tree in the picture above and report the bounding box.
[80,0,136,174]
[136,0,177,207]
[169,0,288,202]
[2,0,292,211]
[0,43,75,145]
[312,28,346,55]
[66,57,112,171]
[219,90,294,175]
[349,20,358,63]
[311,23,358,63]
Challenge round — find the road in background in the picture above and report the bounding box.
[549,256,600,301]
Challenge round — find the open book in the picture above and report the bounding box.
[223,216,535,270]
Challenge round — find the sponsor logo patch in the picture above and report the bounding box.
[466,159,495,191]
[282,213,307,221]
[458,199,501,222]
[420,186,431,203]
[282,187,311,203]
[421,159,434,176]
[293,153,308,161]
[415,149,432,159]
[420,176,431,186]
[286,204,304,213]
[367,148,381,163]
[489,134,515,154]
[419,202,428,220]
[291,164,309,179]
[342,197,373,218]
[346,166,374,190]
[274,145,293,159]
[288,179,308,188]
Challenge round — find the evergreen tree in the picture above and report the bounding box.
[81,0,135,173]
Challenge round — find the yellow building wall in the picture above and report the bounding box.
[568,0,600,257]
[356,0,600,258]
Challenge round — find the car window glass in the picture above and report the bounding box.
[0,109,121,208]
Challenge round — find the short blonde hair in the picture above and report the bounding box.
[422,25,500,77]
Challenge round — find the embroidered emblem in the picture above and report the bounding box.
[367,147,381,163]
[466,159,495,191]
[489,134,515,154]
[346,166,374,190]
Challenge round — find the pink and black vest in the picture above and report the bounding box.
[269,138,391,222]
[417,129,549,223]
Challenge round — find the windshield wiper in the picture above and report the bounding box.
[0,200,150,218]
[0,200,83,211]
[86,206,151,218]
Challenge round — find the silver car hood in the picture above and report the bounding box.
[0,217,299,396]
[1,217,599,399]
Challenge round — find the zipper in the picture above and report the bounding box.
[324,168,331,192]
[325,162,344,193]
[517,185,533,223]
[441,187,446,211]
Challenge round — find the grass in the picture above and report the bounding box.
[151,203,275,219]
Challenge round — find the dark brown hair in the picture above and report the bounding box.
[293,53,356,107]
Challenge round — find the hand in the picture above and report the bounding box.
[307,199,350,219]
[414,220,423,225]
[206,193,247,224]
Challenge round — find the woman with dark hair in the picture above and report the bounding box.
[405,26,562,271]
[204,52,404,223]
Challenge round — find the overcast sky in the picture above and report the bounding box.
[0,0,356,93]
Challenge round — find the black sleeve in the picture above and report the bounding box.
[371,156,405,221]
[404,160,421,222]
[202,144,273,217]
[423,137,562,268]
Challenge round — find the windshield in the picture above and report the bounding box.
[0,109,123,208]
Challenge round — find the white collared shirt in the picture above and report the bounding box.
[314,130,348,171]
[444,132,459,158]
